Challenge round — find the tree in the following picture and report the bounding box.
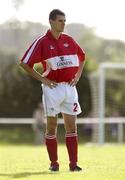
[12,0,25,11]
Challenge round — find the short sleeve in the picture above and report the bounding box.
[71,37,85,62]
[21,38,43,68]
[77,45,85,62]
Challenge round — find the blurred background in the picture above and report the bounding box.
[0,0,125,145]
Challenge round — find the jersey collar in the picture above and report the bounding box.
[46,30,62,41]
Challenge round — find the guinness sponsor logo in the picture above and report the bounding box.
[57,56,73,67]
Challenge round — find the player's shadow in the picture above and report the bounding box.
[0,171,59,178]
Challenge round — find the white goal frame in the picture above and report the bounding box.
[99,62,125,144]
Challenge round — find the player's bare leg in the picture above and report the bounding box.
[45,116,59,171]
[63,113,82,171]
[46,116,58,135]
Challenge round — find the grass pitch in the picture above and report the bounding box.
[0,144,125,180]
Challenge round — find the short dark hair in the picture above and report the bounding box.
[49,9,65,20]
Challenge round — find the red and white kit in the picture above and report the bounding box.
[21,30,85,116]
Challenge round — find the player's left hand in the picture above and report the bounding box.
[69,77,79,86]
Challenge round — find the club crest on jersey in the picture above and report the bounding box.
[63,43,69,47]
[49,45,54,49]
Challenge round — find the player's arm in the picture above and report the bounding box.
[19,62,57,88]
[75,60,85,81]
[69,60,85,86]
[69,38,86,86]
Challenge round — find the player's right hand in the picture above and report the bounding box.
[41,77,58,89]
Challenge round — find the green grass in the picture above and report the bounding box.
[0,144,125,180]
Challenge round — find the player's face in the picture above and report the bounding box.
[50,15,66,33]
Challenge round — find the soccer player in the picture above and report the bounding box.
[19,9,86,172]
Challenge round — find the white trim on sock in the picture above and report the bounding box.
[45,134,56,139]
[65,133,77,138]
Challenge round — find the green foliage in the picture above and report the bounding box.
[0,124,90,144]
[0,20,48,55]
[84,58,98,72]
[77,68,92,117]
[0,50,41,117]
[0,124,34,144]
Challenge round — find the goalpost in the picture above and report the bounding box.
[98,62,125,144]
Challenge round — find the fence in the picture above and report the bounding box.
[0,118,124,143]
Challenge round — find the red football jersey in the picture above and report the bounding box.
[21,30,85,82]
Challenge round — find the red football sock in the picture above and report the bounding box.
[65,133,78,168]
[45,134,59,167]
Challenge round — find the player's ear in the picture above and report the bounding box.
[49,19,53,25]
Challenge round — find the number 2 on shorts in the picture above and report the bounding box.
[73,103,78,112]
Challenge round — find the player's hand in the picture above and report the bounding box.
[69,76,79,86]
[41,77,58,89]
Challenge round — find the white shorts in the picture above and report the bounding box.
[42,83,81,117]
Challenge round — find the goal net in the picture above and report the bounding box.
[89,62,125,144]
